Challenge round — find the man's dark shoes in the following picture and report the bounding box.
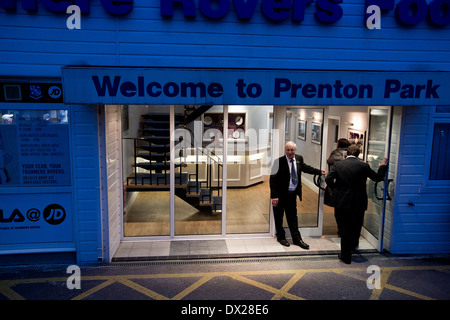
[277,239,290,247]
[293,239,310,250]
[338,254,351,264]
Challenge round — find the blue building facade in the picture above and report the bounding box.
[1,0,450,264]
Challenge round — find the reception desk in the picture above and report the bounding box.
[181,140,270,187]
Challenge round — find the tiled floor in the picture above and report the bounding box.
[113,236,376,261]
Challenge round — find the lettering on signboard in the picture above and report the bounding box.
[0,0,449,27]
[92,75,224,99]
[89,75,441,102]
[0,204,66,225]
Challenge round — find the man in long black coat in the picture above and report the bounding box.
[325,144,388,264]
[270,141,325,249]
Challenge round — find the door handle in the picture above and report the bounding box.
[374,179,393,201]
[386,179,393,200]
[314,174,326,191]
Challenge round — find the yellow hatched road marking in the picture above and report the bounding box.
[172,274,215,300]
[0,265,448,300]
[115,277,170,300]
[71,279,115,300]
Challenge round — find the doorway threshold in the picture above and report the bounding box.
[112,235,377,262]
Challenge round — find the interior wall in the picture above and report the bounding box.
[328,105,368,143]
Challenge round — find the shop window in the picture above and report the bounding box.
[0,109,70,186]
[430,123,450,180]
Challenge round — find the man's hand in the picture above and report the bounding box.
[271,198,279,207]
[380,157,388,166]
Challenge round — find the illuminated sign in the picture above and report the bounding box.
[0,0,133,15]
[62,67,450,105]
[0,194,73,245]
[160,0,344,23]
[1,0,449,26]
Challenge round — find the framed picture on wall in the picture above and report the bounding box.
[311,122,322,145]
[348,128,365,159]
[298,120,306,140]
[202,112,247,140]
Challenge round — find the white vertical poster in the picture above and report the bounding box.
[0,110,71,186]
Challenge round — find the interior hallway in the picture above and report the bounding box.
[116,176,378,261]
[124,177,337,237]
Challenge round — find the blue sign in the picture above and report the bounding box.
[62,67,450,105]
[0,193,73,245]
[1,0,449,26]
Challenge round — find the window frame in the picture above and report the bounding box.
[425,107,450,185]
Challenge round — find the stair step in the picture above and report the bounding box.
[136,162,180,171]
[187,180,204,193]
[141,120,170,129]
[200,189,212,202]
[139,144,169,153]
[126,172,188,186]
[213,196,222,211]
[141,136,170,144]
[137,152,169,161]
[141,128,171,136]
[142,113,184,122]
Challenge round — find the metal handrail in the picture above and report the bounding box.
[179,140,223,203]
[123,137,223,194]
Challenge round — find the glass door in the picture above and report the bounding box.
[225,105,273,235]
[122,105,172,237]
[284,107,325,237]
[362,106,392,251]
[174,105,224,236]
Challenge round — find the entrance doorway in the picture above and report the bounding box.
[115,104,397,251]
[282,107,325,237]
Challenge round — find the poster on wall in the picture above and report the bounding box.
[298,120,306,140]
[0,193,73,245]
[348,128,365,159]
[0,110,71,186]
[311,122,322,145]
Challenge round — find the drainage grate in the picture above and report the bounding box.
[0,253,382,272]
[108,253,378,268]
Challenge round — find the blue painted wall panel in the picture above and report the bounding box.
[1,1,450,259]
[391,106,450,254]
[1,1,450,78]
[69,104,102,264]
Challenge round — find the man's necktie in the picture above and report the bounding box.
[290,158,298,185]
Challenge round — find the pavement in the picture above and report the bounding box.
[0,235,448,318]
[1,251,449,308]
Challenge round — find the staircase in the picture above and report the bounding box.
[125,107,222,215]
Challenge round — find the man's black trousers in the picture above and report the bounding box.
[273,192,302,242]
[334,208,365,258]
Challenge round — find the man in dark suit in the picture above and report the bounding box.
[325,144,388,264]
[270,141,326,249]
